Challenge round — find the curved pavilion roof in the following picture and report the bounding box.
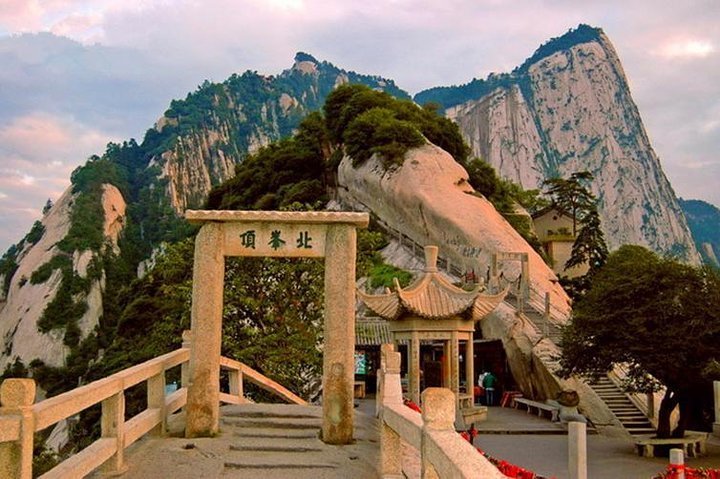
[357,246,508,321]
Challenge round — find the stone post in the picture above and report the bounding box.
[544,292,551,320]
[381,351,403,478]
[520,253,530,302]
[568,421,587,479]
[421,388,455,479]
[669,448,685,479]
[465,338,474,405]
[646,392,655,420]
[100,391,127,475]
[491,253,498,285]
[442,341,451,390]
[410,331,421,405]
[321,225,356,444]
[147,372,166,436]
[377,343,396,417]
[0,379,35,479]
[186,222,225,438]
[229,368,243,403]
[181,329,192,385]
[450,331,459,409]
[714,381,720,437]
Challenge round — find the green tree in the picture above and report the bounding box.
[565,208,608,273]
[543,171,594,236]
[559,245,720,438]
[543,171,607,288]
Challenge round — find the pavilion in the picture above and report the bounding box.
[358,245,508,423]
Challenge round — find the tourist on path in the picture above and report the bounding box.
[482,371,497,406]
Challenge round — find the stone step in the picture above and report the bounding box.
[233,428,319,439]
[615,415,648,420]
[223,410,319,420]
[222,417,321,430]
[229,444,324,453]
[620,420,653,426]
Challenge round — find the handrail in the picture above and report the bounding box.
[220,356,306,405]
[376,346,508,478]
[608,363,664,429]
[374,214,570,333]
[0,330,308,479]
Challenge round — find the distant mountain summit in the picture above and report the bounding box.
[680,199,720,266]
[150,52,407,212]
[416,25,700,263]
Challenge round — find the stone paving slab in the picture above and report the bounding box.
[116,404,380,479]
[112,399,720,479]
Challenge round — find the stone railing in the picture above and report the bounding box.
[376,344,508,478]
[0,331,305,479]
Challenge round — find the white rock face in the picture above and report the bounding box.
[341,145,626,433]
[0,184,127,371]
[0,189,74,370]
[338,144,571,318]
[102,184,126,254]
[448,33,700,263]
[161,124,238,212]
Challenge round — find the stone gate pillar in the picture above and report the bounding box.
[322,225,357,444]
[186,222,225,437]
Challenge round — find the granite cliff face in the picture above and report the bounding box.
[0,54,407,373]
[417,25,700,263]
[338,144,571,315]
[339,145,624,434]
[0,185,126,371]
[150,53,407,212]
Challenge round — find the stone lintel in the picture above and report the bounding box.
[388,316,475,335]
[223,222,327,258]
[186,209,369,227]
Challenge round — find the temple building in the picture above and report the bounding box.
[357,245,508,424]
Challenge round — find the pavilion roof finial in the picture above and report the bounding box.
[424,245,439,273]
[357,244,509,321]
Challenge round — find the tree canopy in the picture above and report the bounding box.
[559,245,720,437]
[543,171,607,297]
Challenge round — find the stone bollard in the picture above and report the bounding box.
[377,343,395,418]
[421,388,455,479]
[568,421,587,479]
[0,378,36,479]
[713,381,720,437]
[669,448,685,479]
[181,329,192,389]
[381,350,403,478]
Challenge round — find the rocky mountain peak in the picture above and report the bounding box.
[292,51,320,75]
[418,25,701,263]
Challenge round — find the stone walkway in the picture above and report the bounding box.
[117,400,720,479]
[117,403,380,479]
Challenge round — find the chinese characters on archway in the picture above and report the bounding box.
[239,229,313,250]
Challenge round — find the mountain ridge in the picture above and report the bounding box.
[416,25,700,262]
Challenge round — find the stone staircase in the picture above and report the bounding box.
[219,403,377,478]
[589,376,655,436]
[507,291,657,437]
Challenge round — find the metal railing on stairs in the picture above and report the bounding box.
[0,330,305,479]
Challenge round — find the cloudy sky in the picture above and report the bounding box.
[0,0,718,252]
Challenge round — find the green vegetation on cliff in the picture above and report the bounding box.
[680,198,720,268]
[414,24,603,110]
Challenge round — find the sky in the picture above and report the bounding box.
[0,0,718,253]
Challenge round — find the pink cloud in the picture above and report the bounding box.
[0,112,119,250]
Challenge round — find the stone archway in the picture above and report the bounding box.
[183,210,368,444]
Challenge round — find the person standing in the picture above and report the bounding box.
[482,371,497,406]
